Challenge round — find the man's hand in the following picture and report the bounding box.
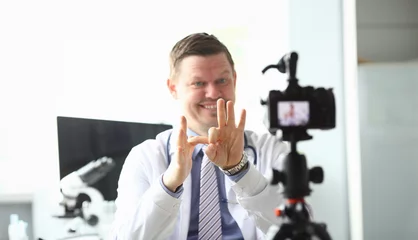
[188,99,246,170]
[163,116,198,192]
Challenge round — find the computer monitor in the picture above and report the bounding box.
[56,116,172,201]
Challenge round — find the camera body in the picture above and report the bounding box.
[265,86,336,131]
[262,52,336,140]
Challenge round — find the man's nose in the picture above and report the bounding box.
[205,84,221,99]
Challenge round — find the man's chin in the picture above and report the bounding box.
[196,109,217,118]
[201,120,219,132]
[209,112,218,118]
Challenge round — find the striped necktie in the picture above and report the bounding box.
[198,148,222,240]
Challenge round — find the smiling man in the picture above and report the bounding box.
[167,36,237,137]
[111,33,291,240]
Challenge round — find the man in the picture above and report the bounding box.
[281,102,309,126]
[110,33,290,239]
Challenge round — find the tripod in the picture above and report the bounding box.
[270,130,332,240]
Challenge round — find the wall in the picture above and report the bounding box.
[358,62,418,240]
[0,0,290,198]
[357,0,418,239]
[357,0,418,62]
[287,0,352,239]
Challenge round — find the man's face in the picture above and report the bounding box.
[167,53,236,136]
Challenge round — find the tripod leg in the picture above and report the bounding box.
[273,224,293,240]
[309,222,332,240]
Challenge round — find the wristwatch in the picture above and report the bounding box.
[221,151,249,176]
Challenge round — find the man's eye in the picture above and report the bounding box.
[218,78,227,84]
[194,82,204,87]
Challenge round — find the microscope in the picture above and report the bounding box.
[54,156,116,240]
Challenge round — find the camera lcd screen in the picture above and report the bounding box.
[277,101,309,127]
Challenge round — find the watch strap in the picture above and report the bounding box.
[222,151,249,176]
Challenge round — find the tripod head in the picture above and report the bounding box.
[261,52,336,240]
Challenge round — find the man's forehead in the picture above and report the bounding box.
[181,53,231,68]
[188,70,231,82]
[181,58,231,77]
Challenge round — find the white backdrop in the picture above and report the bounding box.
[0,0,289,200]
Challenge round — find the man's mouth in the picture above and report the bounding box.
[200,103,218,110]
[201,105,217,109]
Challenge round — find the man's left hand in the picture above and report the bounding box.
[188,98,246,170]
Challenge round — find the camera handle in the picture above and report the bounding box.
[262,52,298,80]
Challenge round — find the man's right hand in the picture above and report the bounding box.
[163,116,198,192]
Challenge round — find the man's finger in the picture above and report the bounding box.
[208,127,219,144]
[237,109,246,130]
[205,143,217,162]
[217,98,226,127]
[180,115,187,132]
[176,116,188,149]
[226,100,235,127]
[187,136,209,145]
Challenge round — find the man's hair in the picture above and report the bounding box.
[169,32,235,79]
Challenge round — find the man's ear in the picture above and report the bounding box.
[167,78,178,99]
[233,69,237,87]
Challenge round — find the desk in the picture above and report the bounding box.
[0,193,33,204]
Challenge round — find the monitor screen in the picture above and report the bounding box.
[56,116,172,201]
[277,101,310,127]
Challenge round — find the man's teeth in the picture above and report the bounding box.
[204,105,217,109]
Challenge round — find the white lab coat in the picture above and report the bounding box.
[110,128,290,240]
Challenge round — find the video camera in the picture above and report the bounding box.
[261,52,336,141]
[261,52,336,240]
